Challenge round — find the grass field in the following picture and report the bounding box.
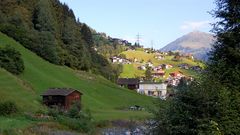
[0,33,154,130]
[0,116,34,130]
[120,50,201,79]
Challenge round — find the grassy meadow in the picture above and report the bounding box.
[0,33,154,130]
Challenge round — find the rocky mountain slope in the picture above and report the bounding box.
[161,31,215,61]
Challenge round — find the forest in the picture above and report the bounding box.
[0,0,123,81]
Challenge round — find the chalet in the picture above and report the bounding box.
[138,82,167,99]
[178,63,190,69]
[169,71,183,78]
[152,70,165,78]
[172,55,182,61]
[154,54,165,60]
[153,65,162,71]
[166,78,180,86]
[41,88,83,110]
[166,64,173,69]
[117,78,139,90]
[146,62,154,68]
[183,53,194,60]
[138,65,146,70]
[110,56,122,63]
[166,71,186,86]
[191,66,202,72]
[134,58,138,62]
[161,64,173,69]
[110,56,131,64]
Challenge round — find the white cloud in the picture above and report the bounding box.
[180,21,210,31]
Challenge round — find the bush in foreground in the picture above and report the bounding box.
[47,102,94,133]
[0,46,24,75]
[0,101,18,116]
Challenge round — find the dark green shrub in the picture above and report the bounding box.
[57,112,94,133]
[47,106,64,118]
[67,101,82,118]
[0,46,24,75]
[47,101,94,133]
[0,101,18,116]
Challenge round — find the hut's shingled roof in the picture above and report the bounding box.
[41,88,82,96]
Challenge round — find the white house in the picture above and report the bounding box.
[138,65,146,70]
[137,82,167,99]
[165,64,173,69]
[146,62,154,68]
[110,56,131,64]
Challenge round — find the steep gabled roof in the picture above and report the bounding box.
[41,88,83,96]
[117,78,139,85]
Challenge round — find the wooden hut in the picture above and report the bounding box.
[117,78,139,90]
[41,88,83,110]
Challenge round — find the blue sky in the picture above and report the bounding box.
[59,0,216,49]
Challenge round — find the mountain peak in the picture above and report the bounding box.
[188,30,212,36]
[161,31,215,61]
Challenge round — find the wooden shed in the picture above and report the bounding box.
[41,88,83,110]
[117,78,139,90]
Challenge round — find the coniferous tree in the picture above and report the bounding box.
[33,0,56,33]
[207,0,240,133]
[81,23,94,49]
[32,0,59,64]
[145,66,152,81]
[153,0,240,134]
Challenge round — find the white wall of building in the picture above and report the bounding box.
[138,83,167,99]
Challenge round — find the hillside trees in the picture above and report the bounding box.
[32,0,59,64]
[81,23,94,49]
[0,0,121,81]
[60,17,91,70]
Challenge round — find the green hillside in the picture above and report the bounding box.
[0,32,153,123]
[0,69,41,111]
[120,50,203,79]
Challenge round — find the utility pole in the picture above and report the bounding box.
[136,33,141,46]
[151,40,154,50]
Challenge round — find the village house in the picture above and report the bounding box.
[110,56,131,64]
[183,53,194,60]
[153,65,163,71]
[117,78,139,90]
[169,71,184,78]
[166,64,173,69]
[138,65,146,70]
[178,63,190,69]
[41,88,83,110]
[191,66,202,72]
[167,71,185,86]
[161,64,173,69]
[137,82,167,99]
[152,70,165,78]
[146,62,154,68]
[134,58,138,62]
[154,54,165,60]
[166,78,180,86]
